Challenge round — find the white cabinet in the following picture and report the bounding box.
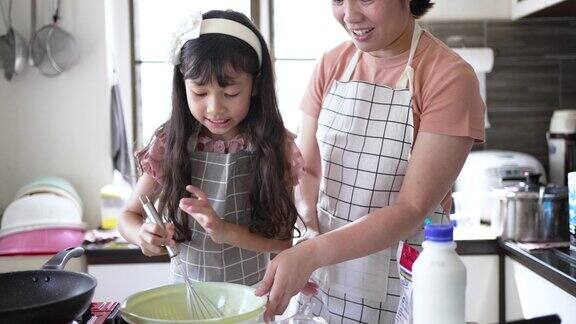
[461,255,500,324]
[505,257,576,323]
[422,0,510,21]
[510,0,567,19]
[421,0,570,21]
[88,262,171,302]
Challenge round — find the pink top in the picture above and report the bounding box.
[139,132,305,186]
[300,31,486,213]
[300,31,485,142]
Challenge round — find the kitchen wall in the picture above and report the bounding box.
[0,0,132,228]
[423,17,576,172]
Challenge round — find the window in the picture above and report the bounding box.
[273,0,348,132]
[133,1,348,143]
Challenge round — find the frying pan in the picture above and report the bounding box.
[0,246,97,324]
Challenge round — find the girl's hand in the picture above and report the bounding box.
[138,222,175,256]
[179,185,231,244]
[254,241,320,321]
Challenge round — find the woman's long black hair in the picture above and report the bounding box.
[137,10,301,242]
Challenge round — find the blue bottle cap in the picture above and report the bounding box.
[424,224,454,242]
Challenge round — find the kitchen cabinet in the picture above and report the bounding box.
[422,0,574,21]
[461,255,500,324]
[505,257,576,323]
[422,0,510,21]
[510,0,568,20]
[88,262,170,302]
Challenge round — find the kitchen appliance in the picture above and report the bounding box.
[547,109,576,186]
[493,173,570,242]
[0,247,96,323]
[453,150,546,228]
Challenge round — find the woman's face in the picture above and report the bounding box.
[332,0,412,56]
[184,69,253,141]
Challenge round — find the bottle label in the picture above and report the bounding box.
[395,241,421,324]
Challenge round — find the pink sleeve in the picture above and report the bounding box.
[300,53,329,118]
[138,134,166,182]
[417,60,486,142]
[285,132,305,186]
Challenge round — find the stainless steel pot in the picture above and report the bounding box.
[494,173,570,242]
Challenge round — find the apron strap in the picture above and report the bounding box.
[340,23,423,88]
[394,23,424,92]
[341,50,362,82]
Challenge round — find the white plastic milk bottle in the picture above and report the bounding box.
[412,224,466,324]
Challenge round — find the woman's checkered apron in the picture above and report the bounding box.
[299,24,448,323]
[169,149,268,286]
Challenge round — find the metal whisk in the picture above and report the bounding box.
[139,195,224,320]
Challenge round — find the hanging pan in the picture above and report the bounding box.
[30,0,78,77]
[0,0,28,80]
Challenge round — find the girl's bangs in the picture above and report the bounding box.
[180,37,258,87]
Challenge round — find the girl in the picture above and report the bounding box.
[256,0,485,322]
[119,10,305,287]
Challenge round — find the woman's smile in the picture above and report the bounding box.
[349,27,375,41]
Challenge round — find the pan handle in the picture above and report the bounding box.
[42,246,85,270]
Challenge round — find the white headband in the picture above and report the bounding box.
[169,12,263,66]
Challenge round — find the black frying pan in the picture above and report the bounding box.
[0,247,97,324]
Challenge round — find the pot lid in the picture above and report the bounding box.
[495,171,568,199]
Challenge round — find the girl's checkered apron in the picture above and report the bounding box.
[300,24,448,323]
[169,148,268,286]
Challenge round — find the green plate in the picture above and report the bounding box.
[121,282,266,324]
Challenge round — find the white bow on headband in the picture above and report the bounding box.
[168,11,263,66]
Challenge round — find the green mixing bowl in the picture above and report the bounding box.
[121,283,266,324]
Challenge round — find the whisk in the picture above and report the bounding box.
[139,195,224,320]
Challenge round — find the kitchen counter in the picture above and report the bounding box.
[83,234,576,298]
[83,238,500,264]
[84,242,169,264]
[83,233,576,322]
[500,241,576,297]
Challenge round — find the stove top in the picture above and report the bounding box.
[73,302,123,324]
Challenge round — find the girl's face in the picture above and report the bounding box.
[332,0,411,57]
[184,70,253,141]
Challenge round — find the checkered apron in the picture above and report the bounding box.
[300,24,449,323]
[169,148,268,286]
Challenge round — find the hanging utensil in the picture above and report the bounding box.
[28,0,36,66]
[30,0,78,77]
[0,0,28,80]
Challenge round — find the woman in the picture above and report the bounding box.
[255,0,485,322]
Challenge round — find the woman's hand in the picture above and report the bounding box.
[138,222,175,256]
[254,240,320,322]
[179,185,231,244]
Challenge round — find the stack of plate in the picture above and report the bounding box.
[0,177,86,256]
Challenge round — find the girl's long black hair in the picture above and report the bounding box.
[137,10,301,242]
